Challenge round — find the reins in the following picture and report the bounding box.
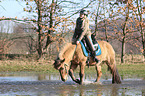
[64,63,68,73]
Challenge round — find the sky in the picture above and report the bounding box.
[0,0,144,23]
[0,0,30,33]
[0,0,90,19]
[0,0,28,19]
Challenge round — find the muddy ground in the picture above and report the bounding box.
[0,79,145,96]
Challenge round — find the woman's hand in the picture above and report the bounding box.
[76,41,80,45]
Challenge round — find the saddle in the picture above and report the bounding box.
[80,37,101,57]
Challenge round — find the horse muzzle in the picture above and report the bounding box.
[61,77,66,82]
[60,74,68,82]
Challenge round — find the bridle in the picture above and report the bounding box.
[64,63,69,73]
[62,44,78,74]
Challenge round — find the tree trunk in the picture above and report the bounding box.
[44,0,54,51]
[37,0,43,59]
[137,0,145,61]
[121,2,129,63]
[94,1,101,36]
[143,40,145,61]
[121,38,125,63]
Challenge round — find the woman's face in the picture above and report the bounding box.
[80,13,84,18]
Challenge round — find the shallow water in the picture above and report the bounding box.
[0,72,144,96]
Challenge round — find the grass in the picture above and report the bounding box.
[117,64,145,78]
[0,54,144,78]
[0,59,57,73]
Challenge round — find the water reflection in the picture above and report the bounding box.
[0,72,62,81]
[0,72,144,96]
[0,72,143,82]
[0,72,110,82]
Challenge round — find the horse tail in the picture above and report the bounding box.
[103,41,121,84]
[107,63,121,84]
[112,64,122,84]
[107,56,121,84]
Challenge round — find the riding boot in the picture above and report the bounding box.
[91,51,100,63]
[86,57,90,68]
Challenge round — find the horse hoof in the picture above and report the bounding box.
[75,79,81,84]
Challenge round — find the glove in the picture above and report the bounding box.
[76,41,80,45]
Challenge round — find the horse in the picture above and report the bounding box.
[53,41,121,84]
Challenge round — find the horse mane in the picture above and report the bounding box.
[58,42,76,60]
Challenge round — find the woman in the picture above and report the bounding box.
[72,9,99,63]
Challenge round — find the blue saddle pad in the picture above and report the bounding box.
[80,41,101,57]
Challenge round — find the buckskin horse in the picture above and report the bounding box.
[53,41,121,84]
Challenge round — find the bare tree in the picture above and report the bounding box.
[23,0,96,59]
[0,21,14,54]
[106,0,134,63]
[136,0,145,61]
[13,23,37,54]
[120,1,131,63]
[94,0,101,34]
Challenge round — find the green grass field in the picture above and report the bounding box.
[0,54,144,78]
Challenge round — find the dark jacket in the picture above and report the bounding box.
[72,16,91,42]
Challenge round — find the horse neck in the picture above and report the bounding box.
[61,44,76,64]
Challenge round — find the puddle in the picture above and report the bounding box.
[0,72,144,96]
[0,72,61,82]
[0,72,143,82]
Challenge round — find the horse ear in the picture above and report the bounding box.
[61,58,65,63]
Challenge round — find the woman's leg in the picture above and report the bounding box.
[85,35,99,63]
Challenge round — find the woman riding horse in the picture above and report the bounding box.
[72,9,99,63]
[54,41,121,84]
[53,10,121,85]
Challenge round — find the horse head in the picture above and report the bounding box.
[53,57,69,82]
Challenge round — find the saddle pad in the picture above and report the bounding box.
[80,41,101,57]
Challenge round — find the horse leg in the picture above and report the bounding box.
[69,64,80,84]
[95,64,102,83]
[79,63,85,85]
